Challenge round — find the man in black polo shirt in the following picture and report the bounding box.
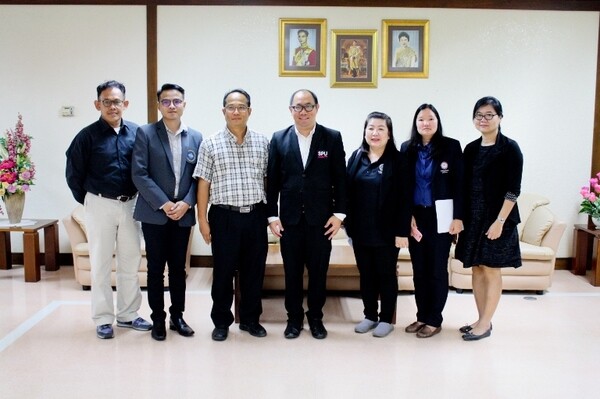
[66,80,151,339]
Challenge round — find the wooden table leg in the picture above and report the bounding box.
[0,231,11,270]
[43,223,59,271]
[572,228,591,275]
[592,237,600,286]
[23,231,40,282]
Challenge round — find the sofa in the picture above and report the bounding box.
[449,193,566,294]
[62,205,192,290]
[262,193,565,295]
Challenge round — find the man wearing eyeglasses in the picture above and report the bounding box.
[267,89,347,339]
[131,83,203,341]
[66,80,152,339]
[194,89,270,341]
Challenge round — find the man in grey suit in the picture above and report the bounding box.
[132,83,203,341]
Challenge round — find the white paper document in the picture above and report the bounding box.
[435,199,454,233]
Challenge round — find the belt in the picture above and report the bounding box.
[215,203,259,213]
[92,192,136,202]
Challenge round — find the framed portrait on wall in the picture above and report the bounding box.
[382,20,429,78]
[279,18,326,77]
[331,29,377,88]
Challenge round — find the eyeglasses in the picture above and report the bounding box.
[159,98,184,107]
[290,104,316,112]
[474,113,497,121]
[100,99,124,107]
[224,105,249,113]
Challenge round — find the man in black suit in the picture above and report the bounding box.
[267,89,347,339]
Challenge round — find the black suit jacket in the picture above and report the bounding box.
[400,136,465,221]
[267,123,347,226]
[345,148,411,240]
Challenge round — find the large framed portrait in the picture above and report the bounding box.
[382,20,429,78]
[279,18,327,77]
[330,29,377,88]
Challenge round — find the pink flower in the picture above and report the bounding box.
[19,171,31,180]
[21,184,29,192]
[595,184,600,194]
[6,185,17,194]
[591,178,598,185]
[0,172,16,184]
[0,160,15,170]
[589,193,597,202]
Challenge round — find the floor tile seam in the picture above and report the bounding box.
[0,300,87,353]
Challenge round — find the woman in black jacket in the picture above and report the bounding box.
[400,103,464,338]
[345,111,410,338]
[455,96,523,341]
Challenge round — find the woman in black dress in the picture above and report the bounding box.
[455,96,523,341]
[345,112,410,338]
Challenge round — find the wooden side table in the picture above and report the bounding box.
[0,219,59,282]
[572,224,600,286]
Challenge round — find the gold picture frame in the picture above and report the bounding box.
[330,29,378,88]
[382,20,429,78]
[279,18,327,77]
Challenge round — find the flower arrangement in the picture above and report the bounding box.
[579,171,600,220]
[0,114,35,214]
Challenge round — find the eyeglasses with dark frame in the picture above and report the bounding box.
[290,104,316,113]
[100,99,124,108]
[224,105,249,113]
[474,113,497,121]
[159,98,184,107]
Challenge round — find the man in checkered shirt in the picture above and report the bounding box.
[193,88,269,342]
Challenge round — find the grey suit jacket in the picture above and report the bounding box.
[132,120,203,226]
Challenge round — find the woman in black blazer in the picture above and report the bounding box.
[455,96,523,341]
[345,112,410,338]
[400,104,464,338]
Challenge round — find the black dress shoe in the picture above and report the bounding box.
[151,322,166,341]
[284,322,302,339]
[239,322,267,337]
[462,327,492,341]
[211,327,229,341]
[169,317,195,337]
[308,319,327,339]
[459,325,473,333]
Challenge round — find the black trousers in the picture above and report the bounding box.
[409,206,453,327]
[142,220,191,323]
[353,244,399,323]
[209,204,267,327]
[280,216,332,324]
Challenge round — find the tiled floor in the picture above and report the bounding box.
[1,266,600,398]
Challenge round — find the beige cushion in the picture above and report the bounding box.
[517,193,550,238]
[72,206,87,239]
[519,242,555,260]
[521,206,554,246]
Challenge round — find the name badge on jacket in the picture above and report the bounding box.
[317,151,328,159]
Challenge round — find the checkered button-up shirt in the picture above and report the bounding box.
[193,127,269,206]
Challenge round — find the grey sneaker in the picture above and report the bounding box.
[373,322,394,338]
[354,319,378,334]
[96,324,114,339]
[117,317,152,331]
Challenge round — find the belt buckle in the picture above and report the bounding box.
[239,206,251,213]
[116,195,129,202]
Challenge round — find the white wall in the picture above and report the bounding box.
[0,5,598,258]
